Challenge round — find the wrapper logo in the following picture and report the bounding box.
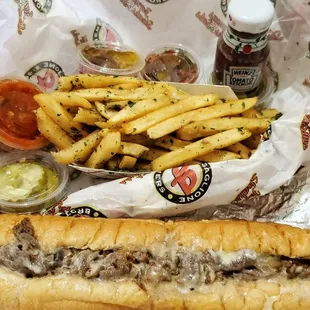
[14,0,33,35]
[32,0,52,13]
[120,174,144,184]
[24,61,65,92]
[300,114,310,151]
[195,11,226,38]
[46,200,106,218]
[145,0,170,4]
[120,0,154,30]
[303,78,310,88]
[262,113,281,142]
[154,163,212,204]
[220,0,228,16]
[262,126,272,142]
[93,18,122,44]
[71,18,122,47]
[267,30,284,41]
[235,173,260,202]
[60,207,106,218]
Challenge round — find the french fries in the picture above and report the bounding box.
[121,134,155,147]
[122,94,218,134]
[107,94,172,125]
[134,161,152,171]
[105,100,137,110]
[50,92,92,109]
[154,137,241,162]
[148,98,257,139]
[176,117,271,140]
[36,74,281,173]
[197,150,241,162]
[36,108,74,150]
[140,148,169,161]
[242,108,258,118]
[57,75,142,91]
[106,156,122,171]
[119,156,137,169]
[256,108,281,120]
[85,131,121,168]
[243,135,261,149]
[72,84,168,102]
[51,130,102,164]
[34,94,88,139]
[154,135,190,151]
[110,83,140,90]
[95,121,118,129]
[118,142,149,158]
[95,102,118,119]
[226,142,252,159]
[151,128,252,171]
[73,108,105,125]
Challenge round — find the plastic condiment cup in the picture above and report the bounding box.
[140,43,204,84]
[77,42,145,77]
[0,77,49,151]
[0,151,68,214]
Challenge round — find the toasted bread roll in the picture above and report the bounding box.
[0,215,310,310]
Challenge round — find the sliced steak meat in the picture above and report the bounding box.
[175,250,217,285]
[128,251,151,264]
[99,251,132,280]
[0,218,47,277]
[2,219,310,285]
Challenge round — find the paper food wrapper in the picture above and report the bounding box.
[49,84,310,219]
[1,0,310,218]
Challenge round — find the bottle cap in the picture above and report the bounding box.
[227,0,274,34]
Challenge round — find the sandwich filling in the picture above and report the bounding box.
[0,219,309,287]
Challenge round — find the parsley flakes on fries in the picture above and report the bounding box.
[35,74,280,172]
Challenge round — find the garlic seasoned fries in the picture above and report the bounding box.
[35,74,281,172]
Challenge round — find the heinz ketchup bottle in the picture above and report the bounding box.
[213,0,274,94]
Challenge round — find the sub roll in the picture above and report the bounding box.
[0,215,310,309]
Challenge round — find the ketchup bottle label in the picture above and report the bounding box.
[223,66,262,92]
[223,28,268,54]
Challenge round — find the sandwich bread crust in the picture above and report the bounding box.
[0,215,309,309]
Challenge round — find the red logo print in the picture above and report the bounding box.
[120,174,144,185]
[25,61,64,92]
[105,28,119,43]
[14,0,33,35]
[267,30,284,41]
[235,173,261,202]
[300,114,310,150]
[303,78,310,88]
[120,0,154,30]
[195,11,227,38]
[154,162,212,204]
[36,69,56,90]
[171,166,198,196]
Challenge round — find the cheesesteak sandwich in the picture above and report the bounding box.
[0,215,310,310]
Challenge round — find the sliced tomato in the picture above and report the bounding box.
[0,79,49,150]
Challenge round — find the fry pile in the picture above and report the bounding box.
[34,74,281,172]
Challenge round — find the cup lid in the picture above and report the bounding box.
[227,0,274,34]
[141,44,203,84]
[77,42,145,76]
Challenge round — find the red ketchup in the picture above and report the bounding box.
[213,0,274,94]
[0,79,48,150]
